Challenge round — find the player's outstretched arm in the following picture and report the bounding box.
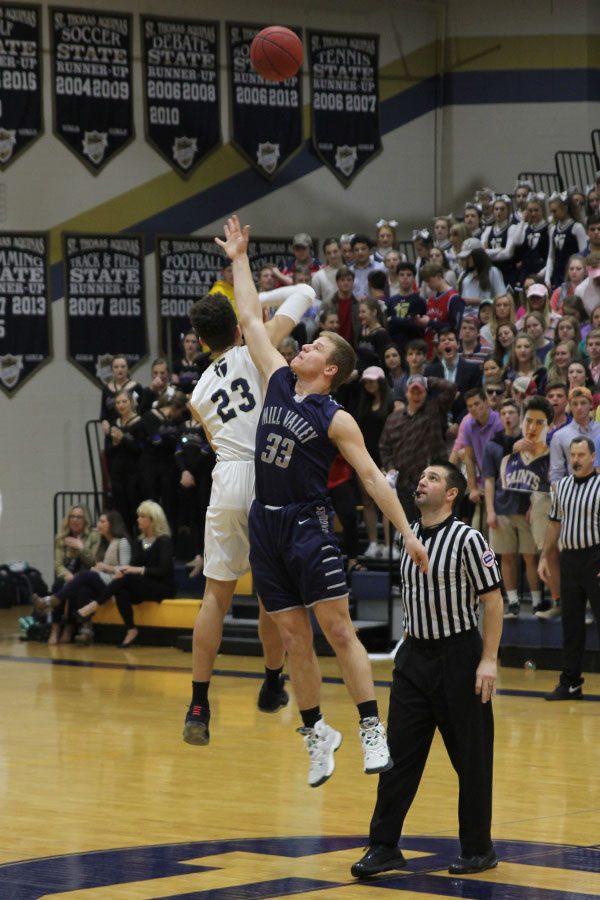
[215,215,285,382]
[329,410,428,572]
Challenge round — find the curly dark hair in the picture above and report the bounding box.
[189,292,238,352]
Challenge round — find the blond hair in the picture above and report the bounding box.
[321,331,357,390]
[136,500,170,537]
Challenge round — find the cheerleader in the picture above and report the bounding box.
[546,191,588,287]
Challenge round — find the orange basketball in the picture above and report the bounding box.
[250,26,303,82]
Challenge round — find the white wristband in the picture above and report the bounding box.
[259,284,312,307]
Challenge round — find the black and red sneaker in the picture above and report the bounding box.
[182,704,210,745]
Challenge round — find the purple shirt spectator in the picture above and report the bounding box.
[462,409,503,488]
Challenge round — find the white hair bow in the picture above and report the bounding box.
[464,202,482,213]
[412,228,431,241]
[586,184,595,195]
[527,191,546,203]
[549,190,568,203]
[515,179,533,190]
[494,193,512,204]
[375,219,398,228]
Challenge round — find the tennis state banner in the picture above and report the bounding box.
[227,22,302,180]
[49,7,134,173]
[0,231,50,395]
[63,233,147,386]
[141,16,220,177]
[308,30,381,186]
[0,3,43,170]
[156,234,293,355]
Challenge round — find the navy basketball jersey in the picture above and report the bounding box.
[255,366,342,505]
[500,449,550,495]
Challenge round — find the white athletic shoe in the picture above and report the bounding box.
[298,718,342,787]
[363,542,381,559]
[535,603,561,620]
[360,717,393,774]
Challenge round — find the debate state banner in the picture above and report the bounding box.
[141,16,220,177]
[0,3,43,169]
[49,7,134,173]
[0,231,50,396]
[308,30,380,186]
[63,233,147,386]
[227,22,302,180]
[156,234,292,356]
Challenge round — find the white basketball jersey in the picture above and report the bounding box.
[190,345,263,462]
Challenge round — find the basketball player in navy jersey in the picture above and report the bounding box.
[216,216,428,788]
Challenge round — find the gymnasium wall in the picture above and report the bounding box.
[2,0,599,578]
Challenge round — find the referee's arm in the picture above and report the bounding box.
[538,520,561,584]
[477,588,503,702]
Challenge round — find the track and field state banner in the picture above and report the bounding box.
[50,7,133,173]
[157,235,292,355]
[308,30,380,186]
[0,3,43,169]
[227,22,302,180]
[64,234,146,386]
[0,232,50,395]
[142,16,220,177]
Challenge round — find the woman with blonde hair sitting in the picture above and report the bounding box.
[78,500,175,647]
[52,504,100,594]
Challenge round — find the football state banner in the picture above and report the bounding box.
[63,233,147,386]
[141,16,220,177]
[0,231,50,396]
[49,7,134,173]
[308,30,380,186]
[227,22,302,180]
[157,234,292,355]
[0,3,43,170]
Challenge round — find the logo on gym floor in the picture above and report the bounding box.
[1,835,595,897]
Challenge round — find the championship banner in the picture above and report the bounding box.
[227,22,302,180]
[156,234,292,355]
[0,3,43,169]
[63,233,146,386]
[141,16,220,177]
[0,232,50,396]
[49,8,133,173]
[308,30,380,186]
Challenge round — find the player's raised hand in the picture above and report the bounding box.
[215,215,250,260]
[405,533,429,573]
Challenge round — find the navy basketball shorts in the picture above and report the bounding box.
[249,498,349,614]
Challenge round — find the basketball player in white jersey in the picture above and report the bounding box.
[183,282,316,745]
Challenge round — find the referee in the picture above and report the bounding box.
[539,436,600,700]
[351,461,503,880]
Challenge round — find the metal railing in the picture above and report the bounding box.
[555,150,596,192]
[85,419,109,501]
[517,170,563,195]
[53,491,108,535]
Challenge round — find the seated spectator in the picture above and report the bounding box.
[458,316,488,366]
[483,355,504,385]
[581,304,600,345]
[100,354,143,432]
[350,233,385,300]
[425,327,482,424]
[323,266,360,347]
[311,237,342,304]
[36,510,131,645]
[517,283,561,339]
[356,297,391,369]
[367,269,388,310]
[382,344,405,401]
[545,381,571,441]
[522,312,554,363]
[139,357,176,413]
[423,246,457,291]
[278,336,300,364]
[585,329,600,390]
[393,338,428,403]
[479,292,515,349]
[484,380,507,412]
[140,390,189,533]
[457,241,506,314]
[586,186,599,218]
[339,233,354,265]
[171,330,202,395]
[373,219,399,262]
[384,261,427,352]
[493,322,517,369]
[420,261,462,356]
[379,373,457,521]
[52,505,100,595]
[478,298,494,348]
[106,390,144,533]
[546,339,580,385]
[447,221,470,272]
[550,254,587,314]
[567,359,594,392]
[575,251,600,316]
[382,248,405,296]
[281,232,321,279]
[505,333,547,395]
[78,500,176,648]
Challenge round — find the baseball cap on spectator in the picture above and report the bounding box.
[361,366,385,381]
[406,374,427,390]
[293,233,313,248]
[569,386,593,403]
[527,283,548,298]
[457,238,484,259]
[479,298,494,307]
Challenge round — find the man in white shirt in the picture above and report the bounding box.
[312,238,343,304]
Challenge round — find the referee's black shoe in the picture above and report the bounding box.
[257,676,289,713]
[182,704,210,745]
[350,844,406,878]
[448,847,498,875]
[545,678,584,701]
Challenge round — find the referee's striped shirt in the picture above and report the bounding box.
[550,472,600,550]
[399,516,502,639]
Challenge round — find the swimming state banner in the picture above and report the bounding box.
[0,4,43,170]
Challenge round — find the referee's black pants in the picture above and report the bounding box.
[369,629,494,857]
[559,547,600,683]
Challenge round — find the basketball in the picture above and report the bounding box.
[250,26,303,82]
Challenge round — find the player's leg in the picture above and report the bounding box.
[256,601,288,712]
[271,605,341,787]
[313,597,392,775]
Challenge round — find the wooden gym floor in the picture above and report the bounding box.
[1,606,599,899]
